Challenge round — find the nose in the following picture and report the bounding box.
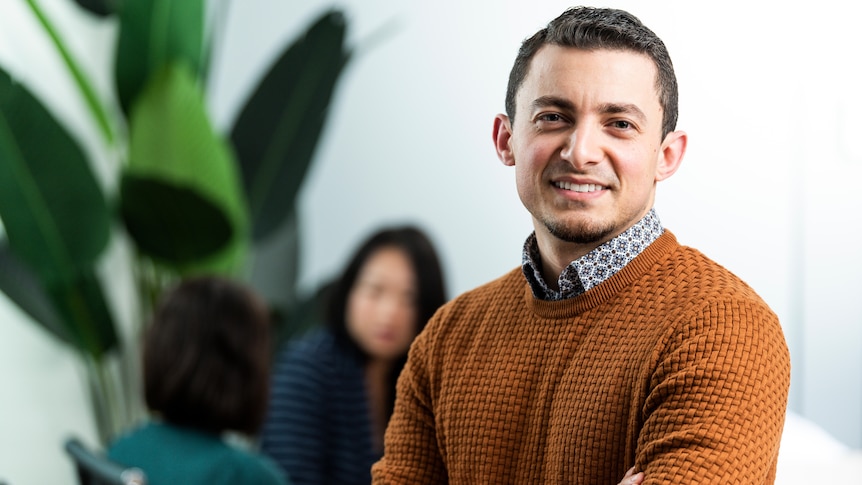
[376,291,410,326]
[560,124,602,170]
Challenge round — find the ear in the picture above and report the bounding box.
[655,130,687,182]
[493,114,516,166]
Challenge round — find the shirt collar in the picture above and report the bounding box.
[521,209,664,301]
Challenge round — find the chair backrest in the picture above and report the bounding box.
[64,437,147,485]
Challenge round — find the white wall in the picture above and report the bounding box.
[1,0,861,483]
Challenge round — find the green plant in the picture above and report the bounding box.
[0,0,350,444]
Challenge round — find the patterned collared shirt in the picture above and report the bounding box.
[521,209,664,301]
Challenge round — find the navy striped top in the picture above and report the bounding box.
[260,327,379,485]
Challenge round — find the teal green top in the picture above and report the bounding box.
[108,421,289,485]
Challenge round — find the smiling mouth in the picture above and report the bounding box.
[553,181,607,193]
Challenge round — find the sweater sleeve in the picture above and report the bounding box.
[636,296,791,484]
[371,332,448,484]
[260,341,330,485]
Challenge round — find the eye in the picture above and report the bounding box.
[356,280,384,299]
[534,112,570,130]
[610,120,632,130]
[539,113,564,122]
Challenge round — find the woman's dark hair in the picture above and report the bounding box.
[326,225,448,414]
[143,276,272,436]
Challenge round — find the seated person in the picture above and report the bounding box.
[260,225,447,485]
[108,276,290,485]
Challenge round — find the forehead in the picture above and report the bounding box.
[359,246,414,279]
[518,45,662,115]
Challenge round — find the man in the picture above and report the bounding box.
[371,6,790,484]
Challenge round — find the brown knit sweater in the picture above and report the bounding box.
[371,231,790,484]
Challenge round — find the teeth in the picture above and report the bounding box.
[555,182,605,192]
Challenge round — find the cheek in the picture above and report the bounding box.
[390,307,418,346]
[514,156,543,197]
[617,149,658,185]
[515,139,564,193]
[401,309,419,335]
[345,293,369,333]
[395,321,418,353]
[519,139,555,167]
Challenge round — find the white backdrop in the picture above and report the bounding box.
[1,0,861,482]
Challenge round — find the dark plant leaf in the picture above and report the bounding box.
[0,67,111,285]
[123,62,248,273]
[231,10,351,242]
[273,277,335,350]
[46,269,118,360]
[0,240,69,344]
[120,175,232,264]
[248,207,300,310]
[114,0,206,116]
[71,0,119,17]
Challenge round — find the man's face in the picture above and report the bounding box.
[495,45,682,249]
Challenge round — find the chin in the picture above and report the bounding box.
[368,345,407,362]
[544,217,616,244]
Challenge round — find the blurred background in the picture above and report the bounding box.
[1,0,861,482]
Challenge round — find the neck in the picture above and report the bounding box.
[364,357,396,453]
[365,357,395,376]
[532,208,657,290]
[534,232,605,291]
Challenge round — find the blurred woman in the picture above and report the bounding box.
[108,276,289,485]
[260,225,447,485]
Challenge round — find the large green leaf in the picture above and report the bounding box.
[0,240,69,345]
[71,0,118,17]
[275,276,334,349]
[47,269,118,360]
[0,68,117,359]
[121,62,247,273]
[114,0,206,116]
[0,237,118,362]
[231,10,350,242]
[120,175,232,264]
[0,241,118,359]
[248,206,300,310]
[0,67,111,285]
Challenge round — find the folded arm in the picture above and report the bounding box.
[636,297,791,484]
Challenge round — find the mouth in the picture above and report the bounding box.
[553,181,608,193]
[374,330,398,342]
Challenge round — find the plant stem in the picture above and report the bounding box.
[24,0,116,145]
[86,350,145,445]
[85,355,114,444]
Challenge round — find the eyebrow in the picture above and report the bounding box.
[598,102,647,123]
[530,96,575,113]
[530,96,647,123]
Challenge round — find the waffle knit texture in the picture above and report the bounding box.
[371,230,790,484]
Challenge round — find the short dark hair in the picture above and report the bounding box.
[326,225,447,413]
[505,6,679,138]
[143,276,271,436]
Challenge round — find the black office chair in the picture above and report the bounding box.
[64,437,147,485]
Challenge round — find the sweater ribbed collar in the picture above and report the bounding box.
[526,230,679,319]
[522,209,664,301]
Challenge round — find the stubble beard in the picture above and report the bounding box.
[542,215,616,244]
[538,198,653,245]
